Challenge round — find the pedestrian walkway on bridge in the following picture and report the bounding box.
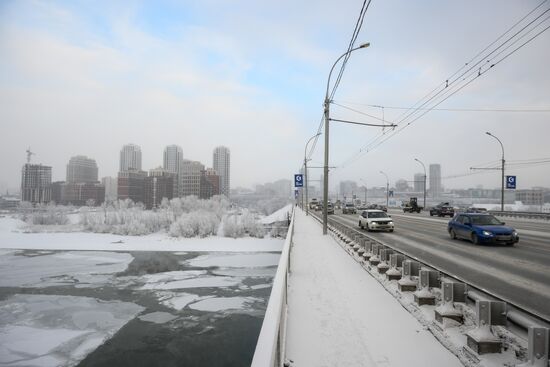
[284,209,463,367]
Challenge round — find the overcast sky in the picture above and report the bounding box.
[1,0,549,192]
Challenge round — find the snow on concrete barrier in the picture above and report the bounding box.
[466,300,507,355]
[517,327,549,367]
[434,280,467,325]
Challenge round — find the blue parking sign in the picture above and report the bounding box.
[294,174,304,187]
[506,175,516,189]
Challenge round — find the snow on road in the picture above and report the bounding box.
[285,210,463,367]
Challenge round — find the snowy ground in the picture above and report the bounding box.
[285,210,529,367]
[0,216,283,252]
[259,204,293,224]
[0,216,284,367]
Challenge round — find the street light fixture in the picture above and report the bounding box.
[322,43,370,235]
[359,178,368,205]
[486,132,505,211]
[380,171,389,208]
[304,133,321,216]
[414,158,427,210]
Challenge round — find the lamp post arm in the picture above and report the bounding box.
[325,44,369,102]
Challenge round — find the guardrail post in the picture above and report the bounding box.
[466,300,506,355]
[368,244,382,266]
[352,235,362,252]
[377,248,393,274]
[517,327,549,367]
[434,280,466,325]
[357,238,366,257]
[398,260,420,292]
[386,253,405,281]
[362,241,373,261]
[413,269,439,305]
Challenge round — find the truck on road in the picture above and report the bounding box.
[402,197,423,213]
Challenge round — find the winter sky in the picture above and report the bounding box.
[1,0,549,191]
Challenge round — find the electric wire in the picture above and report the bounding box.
[335,2,550,169]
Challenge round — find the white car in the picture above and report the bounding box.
[358,209,394,232]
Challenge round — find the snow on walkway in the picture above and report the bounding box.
[285,210,463,367]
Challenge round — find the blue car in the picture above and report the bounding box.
[447,213,519,246]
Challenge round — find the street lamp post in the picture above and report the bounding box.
[323,42,370,234]
[359,178,368,205]
[380,171,389,208]
[486,132,505,212]
[304,133,321,216]
[414,158,427,210]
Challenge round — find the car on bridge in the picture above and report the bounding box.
[358,209,394,232]
[447,213,519,246]
[430,202,455,217]
[342,202,356,214]
[327,202,335,215]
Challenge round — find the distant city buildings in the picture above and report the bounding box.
[213,146,230,197]
[117,169,147,203]
[181,160,204,197]
[339,180,358,199]
[21,163,52,204]
[66,155,98,183]
[200,168,220,200]
[163,145,184,197]
[120,144,142,172]
[144,167,174,209]
[429,164,442,198]
[413,173,425,193]
[102,176,118,201]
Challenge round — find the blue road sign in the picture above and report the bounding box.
[506,175,516,189]
[294,174,304,187]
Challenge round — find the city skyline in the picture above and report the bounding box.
[1,1,549,192]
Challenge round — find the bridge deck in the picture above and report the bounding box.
[285,209,463,367]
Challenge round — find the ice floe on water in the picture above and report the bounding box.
[157,291,202,311]
[184,252,280,268]
[138,312,178,324]
[0,294,143,367]
[0,250,133,288]
[140,275,241,290]
[188,297,262,312]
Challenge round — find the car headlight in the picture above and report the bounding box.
[388,222,393,225]
[482,230,493,236]
[512,231,518,237]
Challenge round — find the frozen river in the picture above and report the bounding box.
[0,249,280,367]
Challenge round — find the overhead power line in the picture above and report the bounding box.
[334,1,550,170]
[333,101,550,113]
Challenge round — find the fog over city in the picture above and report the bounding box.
[1,0,549,192]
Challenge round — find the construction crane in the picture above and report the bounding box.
[26,148,35,163]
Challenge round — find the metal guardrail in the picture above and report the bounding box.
[251,208,295,367]
[319,213,549,366]
[489,210,550,220]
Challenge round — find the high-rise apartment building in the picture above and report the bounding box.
[102,176,118,201]
[120,144,142,172]
[21,164,52,204]
[213,146,230,198]
[66,155,98,183]
[117,169,147,203]
[429,164,442,198]
[200,168,220,199]
[413,173,425,193]
[144,167,174,209]
[163,145,184,197]
[181,160,204,197]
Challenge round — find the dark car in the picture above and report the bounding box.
[342,203,356,214]
[430,202,455,217]
[447,213,519,246]
[327,202,335,215]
